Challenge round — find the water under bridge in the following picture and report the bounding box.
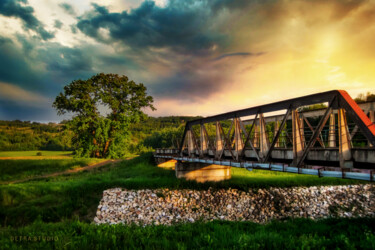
[154,90,375,182]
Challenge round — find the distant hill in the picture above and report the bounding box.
[0,116,201,152]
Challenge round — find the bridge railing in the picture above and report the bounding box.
[175,90,375,169]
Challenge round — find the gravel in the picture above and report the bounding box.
[94,184,375,225]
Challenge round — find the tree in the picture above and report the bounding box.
[53,73,155,158]
[354,92,375,103]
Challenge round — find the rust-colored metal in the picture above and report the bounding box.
[175,90,375,170]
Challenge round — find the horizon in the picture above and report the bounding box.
[2,89,375,124]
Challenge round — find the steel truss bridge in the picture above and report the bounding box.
[154,90,375,181]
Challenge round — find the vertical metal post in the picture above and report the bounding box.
[200,124,208,156]
[259,114,269,160]
[329,113,336,147]
[300,116,305,147]
[274,120,280,148]
[369,111,374,147]
[187,129,194,157]
[253,124,259,148]
[215,121,223,159]
[338,109,353,168]
[264,107,292,162]
[292,110,305,166]
[234,118,244,161]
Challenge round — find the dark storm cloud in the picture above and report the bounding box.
[0,34,97,97]
[70,24,77,34]
[54,20,63,29]
[99,55,139,70]
[149,65,230,101]
[0,99,57,122]
[59,2,77,16]
[0,0,54,40]
[77,1,227,55]
[214,52,265,61]
[39,46,93,74]
[0,36,42,91]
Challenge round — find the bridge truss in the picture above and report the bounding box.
[154,90,375,181]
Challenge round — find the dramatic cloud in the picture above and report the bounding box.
[0,0,375,121]
[0,0,54,40]
[59,3,77,16]
[76,1,227,55]
[0,36,42,91]
[54,20,63,29]
[0,82,49,107]
[214,52,265,61]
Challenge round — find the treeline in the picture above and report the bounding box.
[354,92,375,103]
[0,116,200,153]
[128,116,200,153]
[0,121,73,151]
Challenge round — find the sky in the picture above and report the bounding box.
[0,0,374,122]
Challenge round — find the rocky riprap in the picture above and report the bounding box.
[94,184,375,225]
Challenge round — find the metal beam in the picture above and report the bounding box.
[295,103,334,168]
[259,113,270,161]
[264,107,292,162]
[328,113,336,147]
[302,114,325,148]
[338,109,353,168]
[215,121,223,159]
[292,110,305,166]
[234,118,244,161]
[188,90,340,126]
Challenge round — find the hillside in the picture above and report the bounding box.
[0,116,201,152]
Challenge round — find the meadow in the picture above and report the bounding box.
[0,151,72,158]
[1,152,374,249]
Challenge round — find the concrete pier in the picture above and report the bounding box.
[175,161,231,183]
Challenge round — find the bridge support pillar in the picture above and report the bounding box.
[338,109,353,169]
[175,161,231,183]
[156,159,177,169]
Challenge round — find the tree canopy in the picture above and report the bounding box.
[53,73,155,158]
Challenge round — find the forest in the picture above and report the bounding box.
[0,116,200,153]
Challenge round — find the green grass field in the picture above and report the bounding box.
[0,151,72,158]
[0,159,100,182]
[1,218,374,249]
[0,152,374,249]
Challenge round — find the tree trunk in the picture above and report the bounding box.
[103,139,111,157]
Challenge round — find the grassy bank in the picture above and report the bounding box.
[0,153,365,227]
[0,159,100,182]
[1,218,374,249]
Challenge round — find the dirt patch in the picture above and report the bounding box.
[0,159,123,185]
